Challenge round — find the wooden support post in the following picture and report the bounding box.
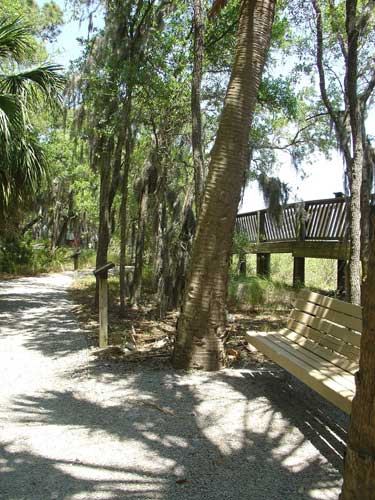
[256,253,270,278]
[293,257,305,287]
[296,202,306,241]
[93,262,115,348]
[98,277,108,347]
[257,210,266,243]
[238,251,246,276]
[70,250,81,271]
[337,259,347,294]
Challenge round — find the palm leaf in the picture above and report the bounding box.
[0,18,32,63]
[0,94,22,139]
[0,64,66,105]
[0,134,47,211]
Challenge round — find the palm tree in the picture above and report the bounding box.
[172,0,276,370]
[0,17,65,214]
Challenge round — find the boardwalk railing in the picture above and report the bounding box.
[236,197,348,243]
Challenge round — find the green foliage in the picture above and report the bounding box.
[0,235,33,273]
[0,17,65,221]
[232,230,251,254]
[228,275,293,311]
[229,254,337,310]
[0,234,96,274]
[0,0,63,46]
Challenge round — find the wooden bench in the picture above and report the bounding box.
[245,289,362,414]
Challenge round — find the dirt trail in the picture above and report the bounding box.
[0,273,346,500]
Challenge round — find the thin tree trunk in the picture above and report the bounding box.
[119,99,133,316]
[312,0,363,304]
[346,0,362,305]
[340,206,375,499]
[172,0,276,370]
[348,155,362,305]
[191,0,205,215]
[131,178,149,308]
[360,129,373,284]
[95,154,112,307]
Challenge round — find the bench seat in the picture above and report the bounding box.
[246,290,362,414]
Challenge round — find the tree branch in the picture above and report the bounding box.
[360,64,375,104]
[327,0,348,62]
[357,0,375,35]
[311,0,352,163]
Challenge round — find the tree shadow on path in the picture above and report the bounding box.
[2,361,346,500]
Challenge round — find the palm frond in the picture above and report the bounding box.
[0,64,66,105]
[0,133,47,211]
[0,18,32,63]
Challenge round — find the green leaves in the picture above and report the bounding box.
[0,64,65,105]
[0,17,32,63]
[0,17,65,215]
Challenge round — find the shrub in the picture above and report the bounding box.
[0,236,33,273]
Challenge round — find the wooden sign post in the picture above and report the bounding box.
[71,250,81,271]
[93,262,115,348]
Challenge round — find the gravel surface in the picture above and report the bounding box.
[0,273,348,500]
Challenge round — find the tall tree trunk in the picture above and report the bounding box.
[340,206,375,499]
[95,152,112,307]
[346,0,362,305]
[119,95,133,316]
[191,0,205,215]
[360,130,373,285]
[348,155,363,305]
[172,0,276,370]
[131,176,149,308]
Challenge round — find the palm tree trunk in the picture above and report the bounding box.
[172,0,276,370]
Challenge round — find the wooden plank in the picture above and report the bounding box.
[298,289,362,320]
[305,204,316,236]
[321,202,334,238]
[326,204,337,238]
[330,204,342,238]
[270,333,356,390]
[287,208,297,239]
[280,326,359,373]
[246,241,349,259]
[294,298,362,332]
[289,308,361,348]
[287,316,360,362]
[246,331,354,414]
[337,204,347,238]
[316,203,329,238]
[310,203,323,238]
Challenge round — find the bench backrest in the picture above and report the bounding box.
[286,289,362,375]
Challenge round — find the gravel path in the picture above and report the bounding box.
[0,273,348,500]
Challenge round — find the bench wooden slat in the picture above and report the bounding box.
[294,298,362,333]
[280,326,359,374]
[246,290,362,414]
[287,316,360,362]
[299,289,362,320]
[289,309,362,348]
[246,331,354,414]
[269,332,355,391]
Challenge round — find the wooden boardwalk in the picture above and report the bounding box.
[236,197,349,259]
[235,196,351,287]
